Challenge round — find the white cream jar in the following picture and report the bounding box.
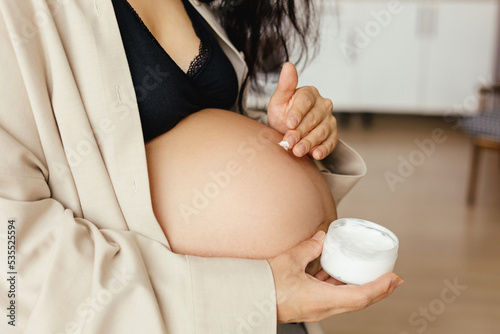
[320,218,399,285]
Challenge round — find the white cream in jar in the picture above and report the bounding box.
[320,218,399,285]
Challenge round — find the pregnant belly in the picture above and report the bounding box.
[145,109,337,260]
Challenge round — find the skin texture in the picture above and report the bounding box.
[145,109,337,273]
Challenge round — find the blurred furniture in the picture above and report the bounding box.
[459,83,500,204]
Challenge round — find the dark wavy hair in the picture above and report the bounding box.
[201,0,320,97]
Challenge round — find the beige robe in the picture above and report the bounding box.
[0,0,366,333]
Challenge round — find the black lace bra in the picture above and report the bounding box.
[112,0,239,142]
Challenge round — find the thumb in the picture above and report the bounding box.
[270,62,299,107]
[289,231,325,268]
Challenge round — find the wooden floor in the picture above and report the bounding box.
[319,114,500,334]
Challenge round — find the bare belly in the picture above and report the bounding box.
[145,109,337,261]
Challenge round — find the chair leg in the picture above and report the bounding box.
[467,144,481,205]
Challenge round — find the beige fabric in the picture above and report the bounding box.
[315,139,367,204]
[0,0,365,333]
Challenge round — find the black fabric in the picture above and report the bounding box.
[112,0,239,142]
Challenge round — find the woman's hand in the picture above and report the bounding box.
[267,231,404,323]
[267,63,339,160]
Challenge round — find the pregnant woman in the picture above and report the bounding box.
[0,0,403,333]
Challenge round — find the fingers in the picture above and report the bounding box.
[310,136,338,160]
[314,268,330,281]
[286,231,325,269]
[358,273,404,306]
[269,62,299,109]
[313,269,345,285]
[282,88,337,159]
[285,117,338,159]
[324,276,346,285]
[302,273,403,322]
[285,86,320,128]
[285,88,317,129]
[326,273,403,314]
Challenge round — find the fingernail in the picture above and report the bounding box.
[288,115,299,128]
[296,143,306,156]
[313,149,324,160]
[312,231,325,241]
[392,277,404,289]
[287,135,297,147]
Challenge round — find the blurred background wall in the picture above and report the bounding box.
[250,0,499,115]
